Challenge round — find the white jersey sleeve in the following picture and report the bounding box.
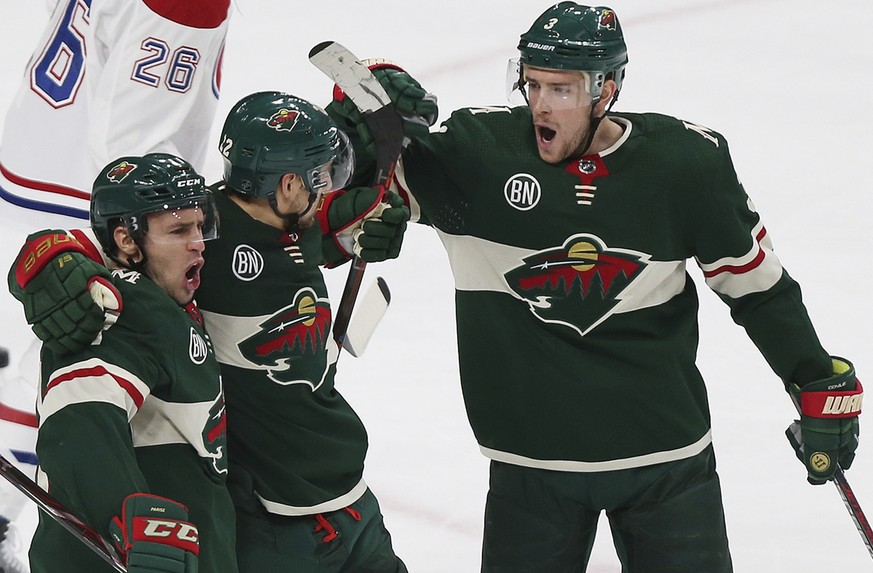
[0,0,230,220]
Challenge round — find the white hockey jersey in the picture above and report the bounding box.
[0,0,230,220]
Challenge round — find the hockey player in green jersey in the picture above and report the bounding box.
[7,153,237,573]
[198,92,409,572]
[7,94,411,572]
[326,3,864,572]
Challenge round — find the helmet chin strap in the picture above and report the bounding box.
[105,225,150,275]
[579,89,620,156]
[579,112,603,157]
[269,189,319,234]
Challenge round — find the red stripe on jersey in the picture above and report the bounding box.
[0,402,38,428]
[142,0,229,29]
[0,162,89,200]
[702,247,765,278]
[206,413,226,444]
[702,227,769,278]
[47,365,145,409]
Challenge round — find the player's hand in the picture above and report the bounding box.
[785,356,862,485]
[319,187,410,267]
[7,231,120,355]
[328,61,438,157]
[110,494,199,573]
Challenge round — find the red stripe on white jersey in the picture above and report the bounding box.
[46,364,145,409]
[702,244,766,278]
[698,223,783,299]
[0,161,89,201]
[0,402,38,428]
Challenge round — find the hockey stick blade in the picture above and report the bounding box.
[309,41,403,189]
[0,453,127,571]
[342,277,391,357]
[309,41,389,114]
[309,41,404,351]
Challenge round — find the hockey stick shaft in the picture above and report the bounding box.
[789,395,873,557]
[0,453,126,571]
[330,108,400,346]
[833,465,873,557]
[309,42,404,351]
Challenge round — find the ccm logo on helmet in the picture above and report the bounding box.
[176,177,204,188]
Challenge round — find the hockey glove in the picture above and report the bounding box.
[319,187,410,268]
[109,494,199,573]
[328,60,438,158]
[7,230,121,355]
[785,356,862,485]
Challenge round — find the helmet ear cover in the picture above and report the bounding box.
[219,91,354,199]
[514,3,628,103]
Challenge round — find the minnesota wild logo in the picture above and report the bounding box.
[203,394,228,475]
[237,288,331,387]
[107,161,136,183]
[505,234,647,337]
[267,108,300,132]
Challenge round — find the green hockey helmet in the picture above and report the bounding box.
[219,91,354,198]
[512,3,628,102]
[90,153,218,256]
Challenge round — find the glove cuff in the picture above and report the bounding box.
[318,188,388,267]
[794,357,863,419]
[111,493,200,561]
[316,189,348,237]
[15,231,90,288]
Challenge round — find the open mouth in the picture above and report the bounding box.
[185,261,202,285]
[536,124,557,144]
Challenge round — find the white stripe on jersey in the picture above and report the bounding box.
[697,220,783,299]
[256,478,368,516]
[481,430,713,472]
[40,358,151,424]
[199,308,339,391]
[435,231,687,317]
[130,389,223,460]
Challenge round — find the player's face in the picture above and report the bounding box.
[525,67,595,164]
[141,208,207,305]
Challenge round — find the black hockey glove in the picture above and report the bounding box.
[8,230,121,355]
[318,187,410,268]
[110,493,199,573]
[327,60,438,159]
[785,357,862,485]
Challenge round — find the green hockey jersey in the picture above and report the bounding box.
[196,187,369,515]
[395,106,831,471]
[31,269,235,573]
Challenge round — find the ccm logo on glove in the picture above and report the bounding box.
[133,517,199,549]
